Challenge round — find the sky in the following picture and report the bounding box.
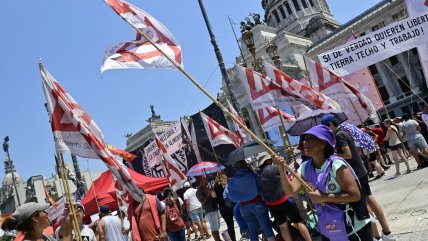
[0,0,381,180]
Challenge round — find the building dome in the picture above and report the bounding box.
[2,172,24,187]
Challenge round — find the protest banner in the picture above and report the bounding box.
[47,196,66,221]
[143,121,188,171]
[318,12,428,76]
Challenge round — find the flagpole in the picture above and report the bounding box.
[57,153,83,241]
[227,15,247,67]
[302,56,313,88]
[131,26,312,191]
[86,159,100,212]
[275,105,295,163]
[161,158,173,189]
[197,0,240,113]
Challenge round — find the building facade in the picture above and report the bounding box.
[224,0,427,131]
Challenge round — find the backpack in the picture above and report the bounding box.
[165,198,185,232]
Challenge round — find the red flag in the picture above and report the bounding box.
[108,144,137,162]
[305,56,378,124]
[40,62,144,203]
[257,107,296,131]
[102,0,182,72]
[200,112,241,148]
[155,136,186,191]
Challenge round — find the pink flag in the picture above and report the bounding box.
[40,62,144,202]
[305,56,378,124]
[225,99,252,143]
[200,112,241,148]
[256,107,296,131]
[155,136,186,191]
[102,0,183,73]
[263,61,341,111]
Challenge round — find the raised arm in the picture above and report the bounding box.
[273,155,304,196]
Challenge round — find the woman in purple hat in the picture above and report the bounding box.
[273,125,373,241]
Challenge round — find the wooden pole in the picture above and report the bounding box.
[275,105,296,163]
[57,153,82,241]
[131,27,312,191]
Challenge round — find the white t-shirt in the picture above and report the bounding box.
[102,215,124,241]
[183,188,202,212]
[55,225,96,241]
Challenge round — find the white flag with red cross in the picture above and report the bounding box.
[40,62,144,203]
[256,107,296,131]
[304,56,377,122]
[101,0,183,73]
[155,136,186,191]
[200,112,241,148]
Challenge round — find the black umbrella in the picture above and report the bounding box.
[288,109,348,136]
[224,139,279,166]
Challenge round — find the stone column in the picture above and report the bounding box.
[397,51,422,89]
[375,62,401,100]
[297,0,305,14]
[287,0,299,18]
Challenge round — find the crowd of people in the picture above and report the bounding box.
[3,106,428,241]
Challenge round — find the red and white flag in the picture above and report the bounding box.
[102,0,183,73]
[40,62,144,203]
[263,61,341,111]
[256,107,296,131]
[235,65,304,110]
[225,99,252,144]
[155,136,186,191]
[200,112,241,148]
[305,56,377,123]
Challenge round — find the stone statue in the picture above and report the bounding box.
[147,104,161,122]
[150,104,156,117]
[251,13,262,25]
[240,21,247,33]
[3,136,9,153]
[245,17,255,28]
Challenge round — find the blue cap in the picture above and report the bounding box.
[300,124,335,148]
[321,113,337,126]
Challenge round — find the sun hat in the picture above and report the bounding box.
[12,202,50,226]
[256,152,271,167]
[300,124,335,148]
[183,181,191,188]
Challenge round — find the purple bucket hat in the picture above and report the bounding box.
[300,124,336,148]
